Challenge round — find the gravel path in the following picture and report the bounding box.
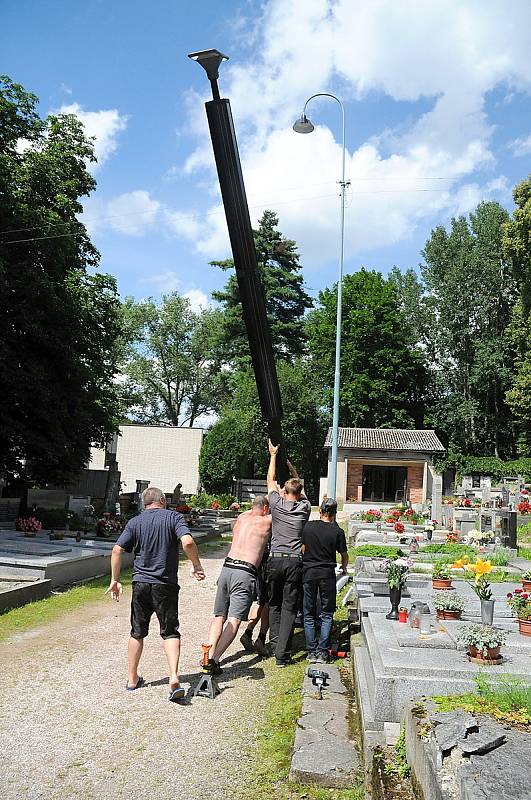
[0,548,272,800]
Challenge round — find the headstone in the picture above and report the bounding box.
[462,476,473,490]
[481,478,491,505]
[431,474,443,525]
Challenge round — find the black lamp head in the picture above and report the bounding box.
[188,49,229,81]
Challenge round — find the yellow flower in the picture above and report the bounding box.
[451,556,470,570]
[467,559,492,580]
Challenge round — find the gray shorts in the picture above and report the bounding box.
[214,564,257,621]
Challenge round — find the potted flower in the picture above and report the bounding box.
[385,559,410,620]
[446,531,459,544]
[506,589,531,637]
[461,497,472,508]
[456,624,507,663]
[361,508,382,523]
[433,590,466,620]
[452,556,494,624]
[16,516,42,537]
[517,500,530,514]
[210,500,220,510]
[229,502,241,512]
[394,521,405,535]
[432,561,453,589]
[522,570,531,592]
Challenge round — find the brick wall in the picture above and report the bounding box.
[407,464,424,504]
[346,461,363,501]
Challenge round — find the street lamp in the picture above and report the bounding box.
[293,93,349,501]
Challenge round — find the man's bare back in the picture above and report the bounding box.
[228,509,272,568]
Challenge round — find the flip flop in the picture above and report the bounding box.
[125,676,144,691]
[168,686,186,702]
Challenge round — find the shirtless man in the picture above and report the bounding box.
[205,496,272,674]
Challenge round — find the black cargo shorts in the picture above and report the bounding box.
[130,581,180,640]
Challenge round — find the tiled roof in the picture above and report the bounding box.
[324,427,446,453]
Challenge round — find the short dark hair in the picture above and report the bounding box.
[320,498,337,517]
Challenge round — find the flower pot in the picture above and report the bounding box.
[386,586,402,620]
[522,579,531,592]
[518,618,531,637]
[467,645,501,664]
[436,609,462,620]
[481,599,495,626]
[432,579,452,590]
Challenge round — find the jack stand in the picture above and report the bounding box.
[194,642,220,699]
[193,673,220,699]
[307,667,329,700]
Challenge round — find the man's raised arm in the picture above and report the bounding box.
[267,439,279,494]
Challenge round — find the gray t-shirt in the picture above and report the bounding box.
[116,508,190,585]
[268,490,311,554]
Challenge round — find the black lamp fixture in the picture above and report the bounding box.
[188,49,229,100]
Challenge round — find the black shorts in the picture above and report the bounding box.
[130,582,180,640]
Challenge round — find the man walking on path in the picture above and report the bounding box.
[107,486,205,701]
[266,440,311,667]
[302,498,348,663]
[206,496,271,673]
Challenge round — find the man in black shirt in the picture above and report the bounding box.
[301,498,348,663]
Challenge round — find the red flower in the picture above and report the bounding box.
[394,521,405,534]
[515,588,523,594]
[507,593,513,598]
[522,594,529,600]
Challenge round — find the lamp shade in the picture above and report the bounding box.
[293,114,314,134]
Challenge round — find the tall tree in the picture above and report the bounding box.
[211,210,313,363]
[120,293,223,426]
[422,202,516,457]
[0,76,122,484]
[503,176,531,454]
[307,269,428,429]
[199,362,326,501]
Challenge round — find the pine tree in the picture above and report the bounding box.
[211,210,312,363]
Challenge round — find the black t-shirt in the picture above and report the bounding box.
[116,508,190,585]
[302,520,347,580]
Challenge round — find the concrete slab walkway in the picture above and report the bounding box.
[0,547,271,800]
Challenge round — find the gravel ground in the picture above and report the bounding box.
[0,548,272,800]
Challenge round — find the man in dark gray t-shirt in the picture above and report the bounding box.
[266,440,311,666]
[108,487,205,702]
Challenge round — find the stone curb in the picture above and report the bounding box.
[289,663,359,788]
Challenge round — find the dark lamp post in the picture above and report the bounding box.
[292,114,314,134]
[188,48,289,486]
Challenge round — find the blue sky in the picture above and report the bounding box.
[2,0,531,309]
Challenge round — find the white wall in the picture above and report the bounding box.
[89,425,204,495]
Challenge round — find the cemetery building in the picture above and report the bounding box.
[88,423,204,498]
[321,427,445,507]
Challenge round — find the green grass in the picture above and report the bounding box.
[348,544,405,560]
[245,649,364,800]
[432,674,531,727]
[518,547,531,561]
[420,543,476,557]
[244,597,363,800]
[0,570,132,644]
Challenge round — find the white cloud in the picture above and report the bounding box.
[179,0,531,263]
[509,133,531,156]
[141,271,211,311]
[183,288,210,312]
[106,190,160,236]
[55,102,128,171]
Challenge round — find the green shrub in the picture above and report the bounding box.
[490,547,511,566]
[518,547,531,561]
[517,522,531,545]
[189,492,237,510]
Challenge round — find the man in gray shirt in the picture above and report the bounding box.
[266,440,311,666]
